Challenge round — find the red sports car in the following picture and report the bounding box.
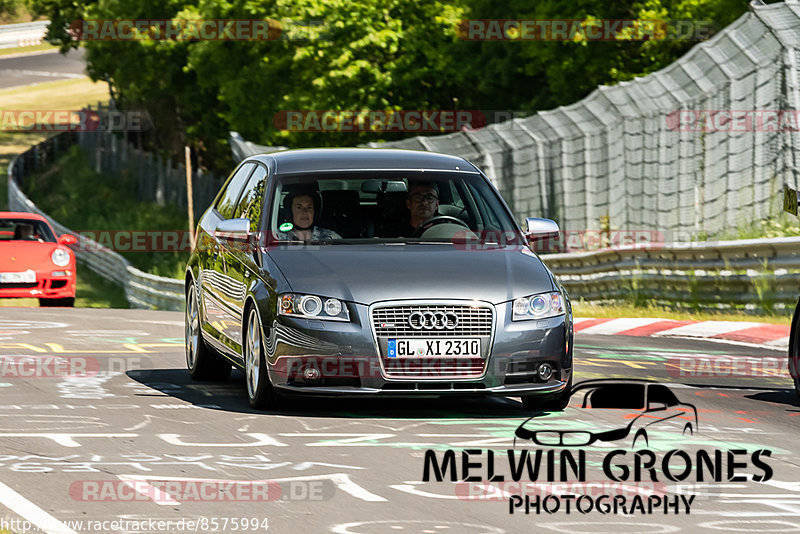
[0,212,77,307]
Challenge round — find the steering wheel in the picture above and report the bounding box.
[413,215,470,237]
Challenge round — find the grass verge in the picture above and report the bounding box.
[26,145,191,278]
[0,76,127,307]
[0,42,57,57]
[0,77,110,210]
[572,300,791,325]
[0,267,128,308]
[75,265,129,308]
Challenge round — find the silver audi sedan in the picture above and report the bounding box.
[185,148,573,411]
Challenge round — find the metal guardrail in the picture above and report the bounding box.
[6,134,185,311]
[0,20,49,49]
[7,134,797,313]
[541,238,800,310]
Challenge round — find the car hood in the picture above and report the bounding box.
[265,244,556,305]
[0,241,62,271]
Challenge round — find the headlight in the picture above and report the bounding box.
[512,291,564,321]
[279,293,350,321]
[51,248,70,267]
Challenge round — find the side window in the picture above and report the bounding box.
[648,385,679,407]
[216,163,255,220]
[235,165,268,233]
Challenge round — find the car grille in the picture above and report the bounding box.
[383,358,487,377]
[372,304,493,337]
[0,282,37,289]
[372,302,494,379]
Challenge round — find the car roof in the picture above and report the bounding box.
[0,212,48,222]
[248,148,480,175]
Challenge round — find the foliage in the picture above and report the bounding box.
[29,0,751,172]
[26,145,190,278]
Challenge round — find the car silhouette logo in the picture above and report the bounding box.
[514,379,699,449]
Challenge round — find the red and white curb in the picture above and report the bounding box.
[573,317,790,351]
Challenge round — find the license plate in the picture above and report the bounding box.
[0,270,35,284]
[387,338,481,358]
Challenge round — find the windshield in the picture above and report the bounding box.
[267,171,523,245]
[0,218,56,243]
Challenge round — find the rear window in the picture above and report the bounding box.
[0,219,56,243]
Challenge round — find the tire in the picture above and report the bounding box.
[185,282,232,381]
[521,373,573,412]
[244,305,280,410]
[789,300,800,400]
[39,297,74,307]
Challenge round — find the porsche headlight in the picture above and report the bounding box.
[279,294,349,321]
[51,248,70,267]
[512,291,564,321]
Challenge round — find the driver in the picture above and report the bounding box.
[386,181,440,237]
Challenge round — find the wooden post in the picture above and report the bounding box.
[185,145,195,243]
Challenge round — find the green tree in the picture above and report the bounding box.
[450,0,750,113]
[29,0,751,171]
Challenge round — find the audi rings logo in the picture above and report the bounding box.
[408,311,459,330]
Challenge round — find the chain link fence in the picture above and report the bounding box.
[7,131,185,310]
[77,103,220,222]
[231,2,800,243]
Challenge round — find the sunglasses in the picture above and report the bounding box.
[409,193,439,203]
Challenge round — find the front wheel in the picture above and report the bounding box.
[244,306,280,410]
[790,300,800,400]
[185,282,231,381]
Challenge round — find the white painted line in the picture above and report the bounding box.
[577,317,663,335]
[0,480,77,534]
[0,49,58,60]
[652,321,758,338]
[765,336,790,348]
[571,317,596,324]
[0,433,136,447]
[159,433,288,447]
[119,473,387,503]
[0,68,84,79]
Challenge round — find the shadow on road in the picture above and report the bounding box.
[745,389,799,408]
[126,368,530,418]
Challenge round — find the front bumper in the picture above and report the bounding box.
[266,300,572,398]
[0,270,75,299]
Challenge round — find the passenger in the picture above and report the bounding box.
[13,223,35,241]
[385,181,440,237]
[276,190,341,241]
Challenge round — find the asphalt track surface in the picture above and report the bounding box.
[0,307,797,534]
[0,49,87,89]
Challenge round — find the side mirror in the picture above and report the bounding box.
[57,234,78,246]
[525,217,560,238]
[214,218,251,242]
[524,218,560,253]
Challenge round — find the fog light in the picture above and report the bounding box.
[537,363,553,381]
[303,367,321,382]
